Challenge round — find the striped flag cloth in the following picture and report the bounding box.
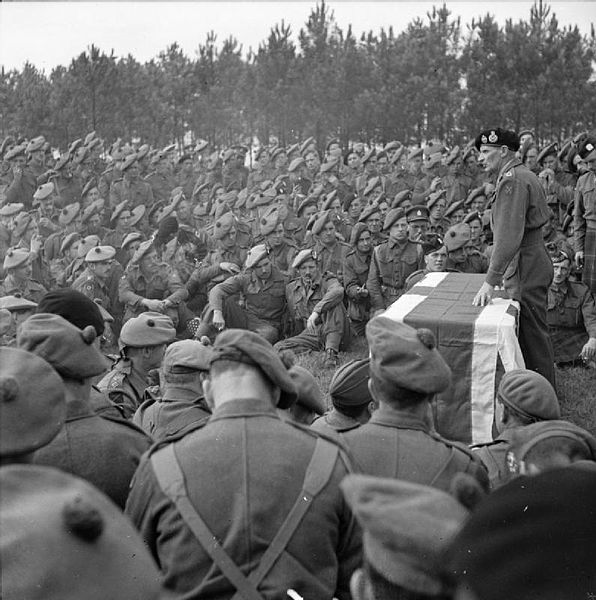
[383,272,524,445]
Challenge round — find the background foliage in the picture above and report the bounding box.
[1,1,594,150]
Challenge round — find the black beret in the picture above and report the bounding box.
[474,128,520,152]
[37,289,104,336]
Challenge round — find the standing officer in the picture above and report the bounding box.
[275,249,349,367]
[341,316,488,491]
[367,207,422,315]
[125,328,361,600]
[574,135,596,294]
[96,312,176,419]
[473,128,555,386]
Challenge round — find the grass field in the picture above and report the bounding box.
[297,338,596,437]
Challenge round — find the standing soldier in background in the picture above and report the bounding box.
[574,135,596,295]
[473,128,555,386]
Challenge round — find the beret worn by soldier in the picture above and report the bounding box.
[320,157,339,174]
[59,202,81,226]
[85,245,116,263]
[119,311,176,349]
[120,153,138,171]
[0,465,163,600]
[3,248,30,271]
[286,143,300,157]
[578,136,596,162]
[12,212,33,238]
[0,135,15,157]
[270,147,286,164]
[366,316,451,395]
[390,146,405,165]
[292,248,317,270]
[80,198,104,223]
[38,288,105,335]
[163,339,213,374]
[195,139,208,152]
[384,140,401,152]
[210,328,297,408]
[33,182,55,201]
[341,474,468,596]
[359,204,382,223]
[0,347,66,457]
[383,207,406,231]
[77,234,100,258]
[444,223,471,252]
[312,209,332,236]
[128,204,146,228]
[425,152,443,170]
[4,143,27,160]
[287,156,305,173]
[391,190,412,209]
[418,232,445,255]
[508,419,596,466]
[463,210,482,225]
[536,142,558,165]
[245,244,270,269]
[329,358,371,407]
[130,239,154,264]
[406,205,430,223]
[54,152,71,172]
[0,294,38,312]
[0,202,25,217]
[361,148,375,165]
[69,138,83,154]
[321,190,338,211]
[136,143,150,160]
[445,467,596,600]
[465,186,486,208]
[444,200,465,219]
[280,364,325,414]
[445,145,461,165]
[297,196,317,216]
[427,189,446,210]
[349,222,370,246]
[17,313,109,380]
[26,135,45,153]
[121,231,143,251]
[408,148,424,160]
[110,200,129,225]
[71,145,89,166]
[259,206,280,237]
[474,128,520,152]
[363,176,382,198]
[300,136,315,155]
[497,369,560,422]
[214,211,236,240]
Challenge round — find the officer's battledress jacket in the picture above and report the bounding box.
[34,393,151,509]
[341,404,489,492]
[125,397,361,600]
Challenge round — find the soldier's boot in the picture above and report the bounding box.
[323,348,339,369]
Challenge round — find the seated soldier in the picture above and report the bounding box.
[405,233,449,290]
[445,223,488,274]
[202,244,287,344]
[134,339,212,441]
[470,369,561,490]
[311,358,374,435]
[274,249,350,368]
[1,248,47,303]
[547,249,596,366]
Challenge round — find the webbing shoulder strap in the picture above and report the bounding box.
[151,444,264,600]
[230,437,338,600]
[151,437,339,600]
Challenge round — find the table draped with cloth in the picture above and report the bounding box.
[383,272,524,445]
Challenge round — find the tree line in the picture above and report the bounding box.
[1,1,594,152]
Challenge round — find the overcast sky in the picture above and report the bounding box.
[1,2,594,72]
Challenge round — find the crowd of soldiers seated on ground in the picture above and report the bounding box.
[1,129,595,368]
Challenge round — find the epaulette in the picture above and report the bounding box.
[283,418,353,458]
[428,429,479,460]
[470,439,507,450]
[99,413,152,439]
[146,417,210,456]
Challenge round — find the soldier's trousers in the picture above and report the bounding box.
[274,304,350,354]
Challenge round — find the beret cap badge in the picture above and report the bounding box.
[488,131,498,143]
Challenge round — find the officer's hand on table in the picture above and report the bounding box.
[580,338,596,362]
[142,298,164,312]
[212,310,225,331]
[306,311,319,332]
[219,262,240,274]
[575,251,584,267]
[473,282,494,307]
